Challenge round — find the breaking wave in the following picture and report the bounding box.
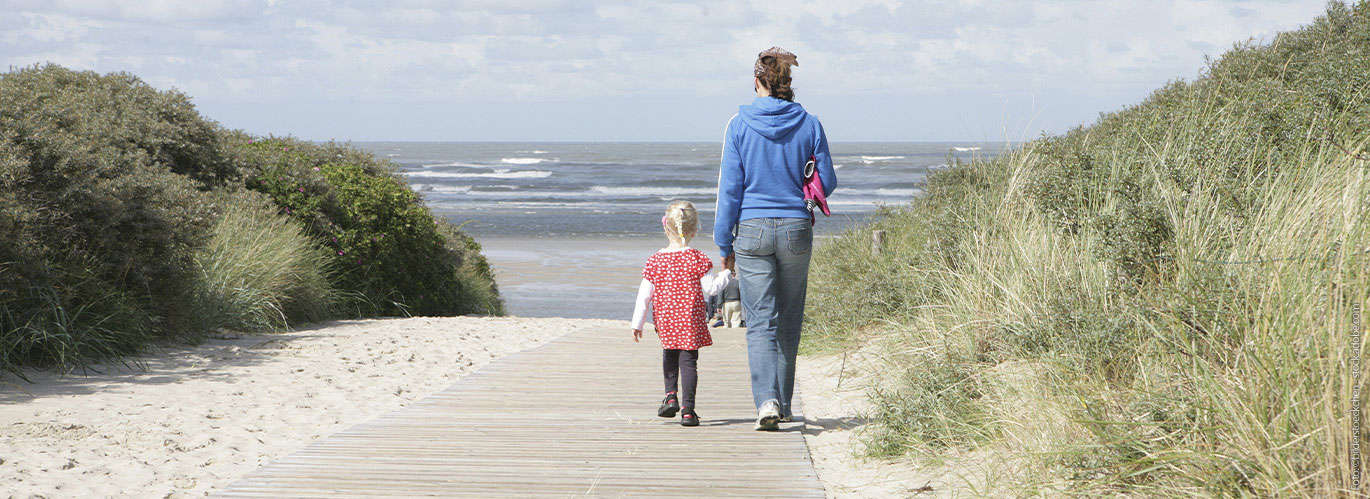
[403,170,554,179]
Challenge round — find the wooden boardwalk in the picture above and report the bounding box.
[218,326,825,497]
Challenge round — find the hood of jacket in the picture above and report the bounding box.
[737,97,806,140]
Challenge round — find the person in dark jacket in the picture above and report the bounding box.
[714,47,837,431]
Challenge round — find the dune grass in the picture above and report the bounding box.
[805,3,1369,496]
[180,191,341,335]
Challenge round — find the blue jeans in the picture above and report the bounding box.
[734,217,812,415]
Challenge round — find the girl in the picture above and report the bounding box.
[631,200,732,427]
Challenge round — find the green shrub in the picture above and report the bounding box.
[0,64,503,375]
[0,64,228,372]
[438,220,504,316]
[227,134,502,316]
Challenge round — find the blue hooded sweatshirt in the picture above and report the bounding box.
[714,96,837,257]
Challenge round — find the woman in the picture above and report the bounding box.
[714,47,837,431]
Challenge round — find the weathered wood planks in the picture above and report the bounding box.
[217,326,824,497]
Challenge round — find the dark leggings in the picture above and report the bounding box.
[663,349,700,409]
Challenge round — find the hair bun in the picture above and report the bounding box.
[753,46,798,101]
[754,47,797,75]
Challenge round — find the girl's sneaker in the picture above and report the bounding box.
[681,409,700,427]
[657,393,680,418]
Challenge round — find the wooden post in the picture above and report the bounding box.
[872,230,885,256]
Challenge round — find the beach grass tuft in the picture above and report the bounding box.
[805,2,1370,495]
[180,190,339,334]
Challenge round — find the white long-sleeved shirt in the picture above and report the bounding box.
[630,248,732,331]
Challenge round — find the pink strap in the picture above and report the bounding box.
[801,155,830,225]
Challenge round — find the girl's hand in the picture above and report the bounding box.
[632,329,642,342]
[723,254,735,272]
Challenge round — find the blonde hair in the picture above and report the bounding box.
[664,200,699,244]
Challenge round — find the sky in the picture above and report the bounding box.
[0,0,1335,142]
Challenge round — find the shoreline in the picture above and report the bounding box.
[475,234,848,320]
[477,236,664,319]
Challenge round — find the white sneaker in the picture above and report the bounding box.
[755,400,781,431]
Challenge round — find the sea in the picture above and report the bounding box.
[352,142,995,318]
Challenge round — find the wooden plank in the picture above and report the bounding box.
[217,326,825,497]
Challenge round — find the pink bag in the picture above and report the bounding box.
[802,155,830,225]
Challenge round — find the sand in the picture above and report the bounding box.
[477,236,842,321]
[1,314,966,498]
[796,349,988,497]
[479,236,666,319]
[0,316,618,498]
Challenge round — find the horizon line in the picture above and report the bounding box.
[323,139,1019,144]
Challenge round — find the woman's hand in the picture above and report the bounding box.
[632,329,642,342]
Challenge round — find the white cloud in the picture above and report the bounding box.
[6,12,98,43]
[39,0,264,22]
[0,0,1335,139]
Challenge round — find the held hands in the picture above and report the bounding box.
[632,329,642,342]
[723,254,735,273]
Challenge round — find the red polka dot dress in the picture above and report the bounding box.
[642,248,714,350]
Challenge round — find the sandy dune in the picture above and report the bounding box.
[1,316,951,498]
[796,348,991,498]
[0,317,617,498]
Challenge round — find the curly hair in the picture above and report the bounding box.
[754,47,797,101]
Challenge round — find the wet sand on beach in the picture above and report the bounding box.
[480,236,689,319]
